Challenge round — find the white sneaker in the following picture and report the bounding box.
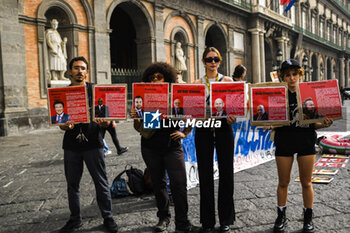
[104,150,112,156]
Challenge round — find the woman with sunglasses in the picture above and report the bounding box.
[131,62,197,233]
[194,47,236,233]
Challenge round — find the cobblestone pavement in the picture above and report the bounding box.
[0,110,350,233]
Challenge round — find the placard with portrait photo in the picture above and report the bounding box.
[171,84,206,119]
[297,79,342,125]
[93,84,127,120]
[210,82,246,118]
[132,83,169,119]
[249,83,289,126]
[47,86,89,126]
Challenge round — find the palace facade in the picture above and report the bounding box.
[1,0,350,135]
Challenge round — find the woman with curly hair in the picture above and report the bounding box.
[131,62,197,233]
[272,59,333,233]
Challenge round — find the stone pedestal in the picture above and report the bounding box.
[48,80,71,87]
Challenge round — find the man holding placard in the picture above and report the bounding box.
[58,57,118,233]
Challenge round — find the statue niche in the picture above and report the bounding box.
[45,19,68,81]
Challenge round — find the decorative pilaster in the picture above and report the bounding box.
[154,3,166,62]
[197,16,205,79]
[259,30,266,82]
[249,28,261,83]
[339,57,345,87]
[346,59,349,87]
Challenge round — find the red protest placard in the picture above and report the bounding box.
[132,83,169,118]
[171,84,206,119]
[93,85,127,120]
[210,82,246,118]
[297,80,342,124]
[249,83,289,126]
[47,86,89,125]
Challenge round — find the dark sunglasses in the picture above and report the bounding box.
[149,72,164,81]
[204,57,220,63]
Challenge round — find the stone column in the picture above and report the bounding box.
[339,57,345,87]
[228,26,235,77]
[249,28,261,83]
[284,37,289,60]
[275,37,285,60]
[94,0,111,84]
[259,30,266,82]
[0,0,29,136]
[154,3,166,62]
[316,56,321,81]
[346,59,349,87]
[197,16,205,79]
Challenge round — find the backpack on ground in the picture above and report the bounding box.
[125,165,145,195]
[110,165,145,198]
[110,172,132,198]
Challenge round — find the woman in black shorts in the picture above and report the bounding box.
[273,59,333,233]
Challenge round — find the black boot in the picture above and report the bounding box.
[303,208,314,232]
[274,207,287,232]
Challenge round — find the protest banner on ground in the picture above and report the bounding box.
[93,84,127,120]
[47,86,89,125]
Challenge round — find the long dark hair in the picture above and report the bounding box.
[232,64,246,79]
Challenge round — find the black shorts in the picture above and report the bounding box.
[274,130,317,157]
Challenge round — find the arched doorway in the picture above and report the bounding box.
[110,7,136,69]
[311,53,317,81]
[108,1,153,100]
[205,25,227,75]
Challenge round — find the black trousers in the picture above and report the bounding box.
[64,148,113,221]
[195,127,235,228]
[141,145,189,228]
[101,122,122,151]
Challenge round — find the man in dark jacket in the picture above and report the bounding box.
[58,57,118,233]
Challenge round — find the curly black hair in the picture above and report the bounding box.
[141,62,177,83]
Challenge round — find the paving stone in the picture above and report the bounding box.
[0,121,349,232]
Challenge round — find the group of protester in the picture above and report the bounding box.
[57,49,333,233]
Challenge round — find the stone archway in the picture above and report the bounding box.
[205,24,228,75]
[108,0,153,73]
[107,0,153,101]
